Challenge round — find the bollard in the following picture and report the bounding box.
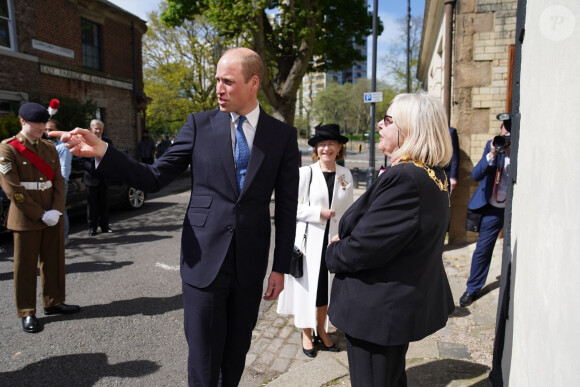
[352,167,359,189]
[358,144,362,153]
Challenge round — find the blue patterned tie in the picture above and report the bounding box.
[234,116,250,193]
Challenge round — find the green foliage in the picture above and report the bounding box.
[0,98,96,140]
[143,8,233,137]
[381,15,423,93]
[0,113,20,140]
[160,0,380,125]
[39,97,98,131]
[312,79,397,136]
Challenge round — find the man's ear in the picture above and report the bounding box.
[251,75,260,92]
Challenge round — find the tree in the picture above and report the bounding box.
[381,15,423,93]
[313,79,396,136]
[161,0,378,126]
[143,9,232,137]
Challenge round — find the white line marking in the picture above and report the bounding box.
[156,262,179,271]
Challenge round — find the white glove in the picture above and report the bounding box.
[42,210,62,226]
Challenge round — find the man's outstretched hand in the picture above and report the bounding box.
[47,128,108,158]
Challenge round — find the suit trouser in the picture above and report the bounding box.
[13,220,65,317]
[466,204,505,294]
[345,334,409,387]
[182,241,263,387]
[86,183,110,229]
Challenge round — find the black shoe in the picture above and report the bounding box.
[22,315,43,333]
[101,226,113,233]
[44,303,80,315]
[314,334,340,352]
[301,332,317,358]
[88,228,97,236]
[459,291,478,307]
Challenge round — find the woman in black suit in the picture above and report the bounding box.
[326,92,455,386]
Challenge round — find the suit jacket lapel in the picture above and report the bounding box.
[240,109,272,197]
[211,112,238,196]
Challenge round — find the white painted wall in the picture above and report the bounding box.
[505,1,580,384]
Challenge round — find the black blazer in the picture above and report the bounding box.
[97,108,299,288]
[326,163,454,346]
[83,136,113,187]
[445,127,459,182]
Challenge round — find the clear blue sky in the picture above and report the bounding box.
[108,0,425,80]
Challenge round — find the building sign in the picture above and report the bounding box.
[32,39,75,58]
[40,65,133,90]
[363,92,383,103]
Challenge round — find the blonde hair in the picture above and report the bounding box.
[388,92,452,167]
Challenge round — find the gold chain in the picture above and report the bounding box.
[397,159,450,205]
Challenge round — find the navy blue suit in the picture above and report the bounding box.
[466,140,506,294]
[97,108,299,386]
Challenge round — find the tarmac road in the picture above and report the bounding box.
[0,149,499,386]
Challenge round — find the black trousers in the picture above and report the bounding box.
[182,240,263,387]
[346,334,409,387]
[86,183,110,229]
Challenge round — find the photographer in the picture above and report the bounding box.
[460,113,511,307]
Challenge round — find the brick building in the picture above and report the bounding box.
[418,0,518,243]
[0,0,147,155]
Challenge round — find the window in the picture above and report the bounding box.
[81,18,102,70]
[96,107,105,123]
[0,0,15,50]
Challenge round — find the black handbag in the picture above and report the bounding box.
[289,245,304,278]
[465,208,484,232]
[289,167,313,278]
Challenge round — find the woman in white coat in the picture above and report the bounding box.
[277,124,354,358]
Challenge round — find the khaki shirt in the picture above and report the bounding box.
[0,132,65,231]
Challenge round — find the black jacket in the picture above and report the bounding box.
[326,162,454,346]
[82,136,112,187]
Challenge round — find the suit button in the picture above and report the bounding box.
[227,226,234,232]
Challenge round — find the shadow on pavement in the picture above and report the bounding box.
[407,358,490,386]
[41,293,183,326]
[0,260,135,282]
[0,353,160,386]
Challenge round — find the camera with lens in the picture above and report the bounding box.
[493,112,512,153]
[493,132,511,153]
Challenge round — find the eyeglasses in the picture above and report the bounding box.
[383,114,394,125]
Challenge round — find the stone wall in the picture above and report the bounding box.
[448,0,518,243]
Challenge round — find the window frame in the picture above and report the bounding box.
[0,0,17,51]
[81,18,103,71]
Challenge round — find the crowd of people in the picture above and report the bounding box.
[0,46,511,385]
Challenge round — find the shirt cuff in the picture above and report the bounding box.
[94,143,109,168]
[486,152,495,166]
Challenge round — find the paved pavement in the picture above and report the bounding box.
[0,153,502,386]
[240,186,502,387]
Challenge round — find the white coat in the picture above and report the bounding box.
[277,161,354,329]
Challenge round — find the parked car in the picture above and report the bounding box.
[0,156,145,232]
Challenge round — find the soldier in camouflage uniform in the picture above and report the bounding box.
[0,102,79,333]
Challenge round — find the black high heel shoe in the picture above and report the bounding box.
[301,332,317,358]
[313,334,340,352]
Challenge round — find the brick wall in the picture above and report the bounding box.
[0,0,146,156]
